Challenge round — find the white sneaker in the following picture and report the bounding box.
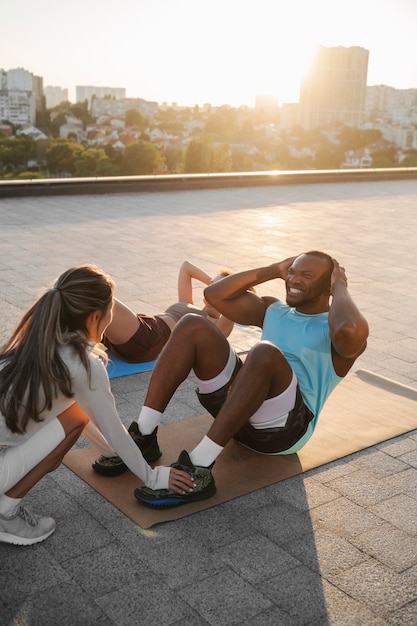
[0,505,56,545]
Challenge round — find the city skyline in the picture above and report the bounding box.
[2,0,417,108]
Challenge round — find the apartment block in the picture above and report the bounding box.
[0,68,39,125]
[299,45,369,130]
[76,86,126,106]
[44,86,69,109]
[0,67,45,125]
[91,97,158,119]
[366,85,417,121]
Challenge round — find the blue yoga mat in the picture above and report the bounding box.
[106,352,156,379]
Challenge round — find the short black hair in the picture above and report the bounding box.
[303,250,334,295]
[304,250,334,270]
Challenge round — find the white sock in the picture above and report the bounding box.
[137,406,163,435]
[189,436,223,467]
[0,494,22,517]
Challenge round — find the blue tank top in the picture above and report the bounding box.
[261,301,342,430]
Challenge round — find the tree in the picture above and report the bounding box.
[205,106,239,140]
[338,127,382,151]
[125,109,148,129]
[231,149,256,172]
[183,136,231,173]
[16,171,44,179]
[314,147,342,169]
[401,150,417,167]
[0,136,36,172]
[74,148,119,177]
[371,146,398,168]
[121,140,165,175]
[49,111,67,137]
[70,102,92,126]
[35,96,50,133]
[183,136,213,173]
[164,148,184,173]
[211,144,231,172]
[46,138,84,176]
[271,143,292,169]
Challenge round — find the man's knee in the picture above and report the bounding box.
[174,313,217,338]
[247,341,289,370]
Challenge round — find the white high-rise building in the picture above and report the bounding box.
[0,67,41,125]
[76,85,126,107]
[299,46,369,130]
[44,86,69,109]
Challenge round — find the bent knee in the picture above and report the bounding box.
[174,313,216,334]
[58,404,89,434]
[248,341,288,367]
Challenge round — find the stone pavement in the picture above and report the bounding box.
[1,179,417,625]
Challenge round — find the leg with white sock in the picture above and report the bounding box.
[134,341,294,508]
[93,315,232,477]
[137,314,231,433]
[133,316,236,507]
[190,341,293,467]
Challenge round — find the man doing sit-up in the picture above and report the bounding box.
[102,251,369,507]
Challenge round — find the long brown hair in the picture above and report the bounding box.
[0,265,114,434]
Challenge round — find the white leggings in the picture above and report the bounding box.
[0,418,65,495]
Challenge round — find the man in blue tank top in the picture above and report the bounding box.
[132,251,369,508]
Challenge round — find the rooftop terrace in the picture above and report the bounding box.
[1,178,417,625]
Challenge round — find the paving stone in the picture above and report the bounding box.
[369,494,417,535]
[212,534,301,584]
[2,180,417,624]
[328,559,417,615]
[310,496,385,537]
[177,568,272,625]
[283,527,369,577]
[350,523,417,572]
[260,564,330,623]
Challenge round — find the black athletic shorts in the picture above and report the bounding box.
[196,356,314,454]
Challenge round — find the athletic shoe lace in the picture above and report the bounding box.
[18,506,38,527]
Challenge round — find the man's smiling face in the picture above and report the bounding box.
[285,253,332,313]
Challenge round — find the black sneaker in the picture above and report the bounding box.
[128,422,162,463]
[92,423,161,476]
[134,450,216,508]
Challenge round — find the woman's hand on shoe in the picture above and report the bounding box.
[168,468,195,494]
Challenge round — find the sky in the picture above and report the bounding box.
[2,0,417,108]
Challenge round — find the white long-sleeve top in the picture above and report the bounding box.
[0,343,170,490]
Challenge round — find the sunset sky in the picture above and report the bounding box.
[2,0,417,107]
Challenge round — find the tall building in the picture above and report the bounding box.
[366,85,417,121]
[44,85,69,109]
[76,86,126,107]
[91,96,158,119]
[0,67,42,125]
[299,46,369,130]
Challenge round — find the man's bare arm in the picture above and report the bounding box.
[328,259,369,375]
[204,257,296,327]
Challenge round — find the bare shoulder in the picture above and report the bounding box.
[262,296,279,308]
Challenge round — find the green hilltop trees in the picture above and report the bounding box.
[0,98,410,180]
[0,135,166,179]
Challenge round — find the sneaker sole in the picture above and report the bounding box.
[0,525,56,546]
[91,461,129,477]
[134,482,217,508]
[92,449,162,477]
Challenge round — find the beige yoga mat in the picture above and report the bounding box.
[63,370,417,529]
